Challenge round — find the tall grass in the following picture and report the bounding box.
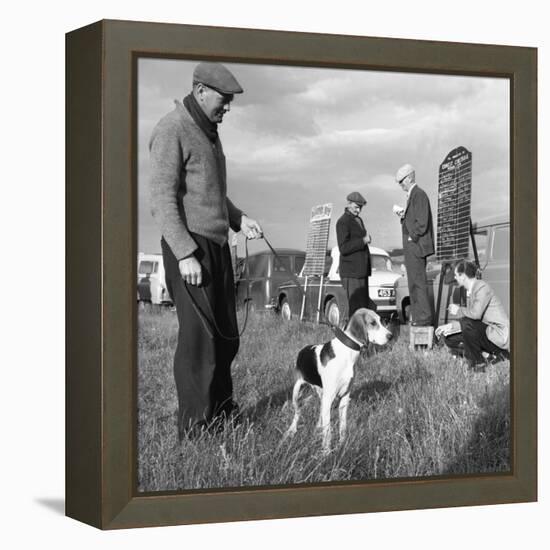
[137,307,510,492]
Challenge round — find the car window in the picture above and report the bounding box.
[294,255,305,275]
[470,229,488,264]
[273,255,291,273]
[138,260,156,275]
[491,225,510,262]
[246,255,269,278]
[371,254,392,272]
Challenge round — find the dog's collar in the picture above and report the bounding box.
[333,327,364,351]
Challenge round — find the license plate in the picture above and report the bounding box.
[378,288,394,298]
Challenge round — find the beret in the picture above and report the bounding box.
[193,62,243,94]
[395,163,415,182]
[346,192,367,206]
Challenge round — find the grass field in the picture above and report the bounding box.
[137,306,510,492]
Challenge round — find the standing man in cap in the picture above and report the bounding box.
[149,62,263,439]
[393,163,434,326]
[336,191,375,318]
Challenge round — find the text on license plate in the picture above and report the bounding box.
[378,288,395,298]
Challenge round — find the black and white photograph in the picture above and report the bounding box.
[137,58,511,492]
[6,0,547,546]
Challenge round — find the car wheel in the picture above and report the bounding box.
[280,298,292,321]
[325,298,341,327]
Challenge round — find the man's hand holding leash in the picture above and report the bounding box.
[240,214,263,240]
[179,215,263,287]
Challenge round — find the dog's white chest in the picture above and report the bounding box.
[318,345,357,396]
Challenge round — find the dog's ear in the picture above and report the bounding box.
[348,309,369,345]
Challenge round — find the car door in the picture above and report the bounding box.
[270,254,292,301]
[481,224,510,316]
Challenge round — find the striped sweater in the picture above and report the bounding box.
[149,100,243,259]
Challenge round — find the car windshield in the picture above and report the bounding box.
[138,260,157,275]
[371,254,392,272]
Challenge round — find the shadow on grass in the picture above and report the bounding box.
[241,386,293,422]
[393,362,434,386]
[351,379,393,403]
[443,375,511,475]
[242,378,394,425]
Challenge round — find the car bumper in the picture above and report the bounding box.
[376,304,397,312]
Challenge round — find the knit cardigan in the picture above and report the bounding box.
[149,100,243,260]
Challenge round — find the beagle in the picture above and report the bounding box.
[284,308,392,453]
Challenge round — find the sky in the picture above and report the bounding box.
[138,59,509,256]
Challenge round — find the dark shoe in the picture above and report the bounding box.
[487,352,509,365]
[209,400,242,434]
[468,360,486,373]
[219,399,240,419]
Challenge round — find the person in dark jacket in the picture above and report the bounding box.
[393,163,435,326]
[336,191,376,318]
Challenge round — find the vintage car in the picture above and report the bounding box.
[137,252,172,306]
[394,214,510,325]
[276,246,401,327]
[234,248,306,312]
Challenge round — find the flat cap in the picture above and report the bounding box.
[346,192,367,206]
[193,62,243,94]
[395,163,415,182]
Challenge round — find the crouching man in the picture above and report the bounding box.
[436,260,510,372]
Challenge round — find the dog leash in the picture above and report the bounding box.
[181,232,346,340]
[261,235,308,301]
[180,237,252,341]
[262,234,335,329]
[184,233,306,340]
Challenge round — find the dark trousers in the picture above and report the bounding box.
[342,276,377,317]
[444,317,509,364]
[162,234,239,438]
[404,244,432,325]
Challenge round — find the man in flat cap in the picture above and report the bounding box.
[149,62,263,440]
[336,191,376,319]
[394,164,434,326]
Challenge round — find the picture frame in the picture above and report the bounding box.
[66,19,537,529]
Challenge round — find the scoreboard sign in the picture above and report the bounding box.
[302,203,332,276]
[436,146,472,261]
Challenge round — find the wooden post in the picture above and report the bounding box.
[316,276,324,324]
[300,276,308,321]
